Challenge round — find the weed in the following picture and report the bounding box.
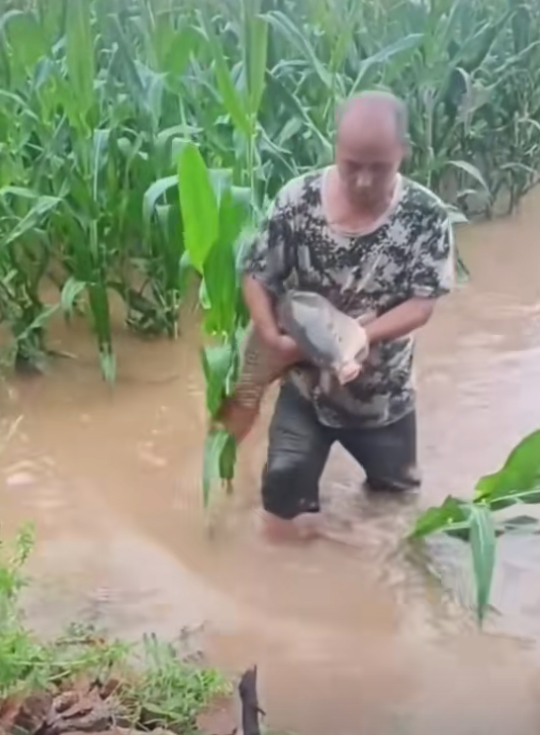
[0,526,229,733]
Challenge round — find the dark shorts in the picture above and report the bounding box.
[261,382,421,520]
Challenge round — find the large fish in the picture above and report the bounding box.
[217,291,369,443]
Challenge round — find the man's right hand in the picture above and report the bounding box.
[263,331,304,364]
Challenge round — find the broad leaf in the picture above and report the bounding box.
[199,8,251,138]
[201,344,234,418]
[177,143,218,273]
[143,176,178,233]
[475,430,540,501]
[60,277,87,319]
[202,189,247,337]
[202,428,231,508]
[468,504,496,626]
[66,0,95,123]
[409,496,470,539]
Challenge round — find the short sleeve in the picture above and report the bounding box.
[240,184,296,297]
[408,211,455,299]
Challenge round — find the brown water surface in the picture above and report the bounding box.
[1,193,540,734]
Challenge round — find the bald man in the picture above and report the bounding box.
[241,92,455,540]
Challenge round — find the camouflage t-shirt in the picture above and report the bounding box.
[241,168,455,428]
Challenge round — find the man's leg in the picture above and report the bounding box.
[261,382,333,540]
[337,411,421,493]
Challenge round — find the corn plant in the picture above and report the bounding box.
[410,429,540,626]
[177,142,252,506]
[1,0,539,380]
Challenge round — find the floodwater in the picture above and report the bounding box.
[1,192,540,735]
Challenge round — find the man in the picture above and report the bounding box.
[241,91,455,541]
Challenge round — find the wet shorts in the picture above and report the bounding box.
[261,382,421,520]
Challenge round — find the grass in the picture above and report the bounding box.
[0,524,231,733]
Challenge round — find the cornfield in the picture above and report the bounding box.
[2,0,540,624]
[1,0,539,378]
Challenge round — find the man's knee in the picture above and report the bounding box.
[262,452,321,519]
[365,463,421,494]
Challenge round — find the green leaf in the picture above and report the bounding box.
[177,143,218,273]
[202,189,247,337]
[199,8,251,138]
[219,433,237,494]
[247,15,268,117]
[447,160,491,198]
[350,34,424,94]
[487,486,540,511]
[143,175,178,232]
[202,428,231,508]
[474,430,540,502]
[161,25,201,77]
[265,10,333,90]
[65,0,95,122]
[60,277,87,319]
[1,196,62,246]
[201,344,233,418]
[99,348,116,385]
[408,496,470,539]
[468,504,496,626]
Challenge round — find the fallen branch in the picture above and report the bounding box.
[238,666,265,735]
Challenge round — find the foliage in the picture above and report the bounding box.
[0,525,229,729]
[1,0,540,495]
[0,0,538,372]
[123,633,229,731]
[409,429,540,626]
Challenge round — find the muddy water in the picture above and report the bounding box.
[2,193,540,734]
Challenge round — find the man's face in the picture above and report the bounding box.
[335,124,404,208]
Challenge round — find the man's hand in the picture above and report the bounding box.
[363,298,436,347]
[263,331,304,364]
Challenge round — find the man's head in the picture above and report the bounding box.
[335,91,408,208]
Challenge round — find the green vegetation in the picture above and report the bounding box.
[0,524,230,732]
[410,429,540,626]
[1,0,539,502]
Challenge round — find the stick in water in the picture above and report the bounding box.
[238,666,265,735]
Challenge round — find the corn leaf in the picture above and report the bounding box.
[65,0,95,122]
[177,143,218,273]
[468,504,496,626]
[409,496,471,539]
[199,8,251,138]
[202,189,247,337]
[143,175,178,233]
[202,428,231,508]
[1,196,62,246]
[474,429,540,502]
[247,15,268,117]
[201,344,234,418]
[60,277,87,319]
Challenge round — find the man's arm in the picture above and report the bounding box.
[364,211,455,347]
[242,275,281,344]
[240,185,303,359]
[364,297,436,345]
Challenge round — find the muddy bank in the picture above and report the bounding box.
[1,191,540,734]
[0,666,243,735]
